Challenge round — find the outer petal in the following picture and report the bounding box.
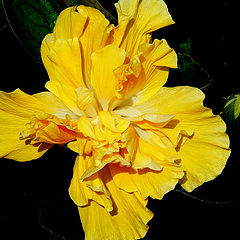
[69,156,89,206]
[135,86,231,192]
[41,6,111,114]
[114,0,174,57]
[0,89,74,161]
[53,6,88,39]
[69,156,113,211]
[90,44,126,110]
[78,166,153,240]
[110,163,184,200]
[77,5,112,86]
[33,91,77,119]
[41,7,89,114]
[41,36,85,115]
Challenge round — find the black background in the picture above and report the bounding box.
[0,0,239,239]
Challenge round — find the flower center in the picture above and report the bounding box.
[76,111,130,155]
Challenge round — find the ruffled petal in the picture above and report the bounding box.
[132,39,177,105]
[114,0,174,57]
[0,89,74,161]
[111,39,176,108]
[109,126,184,199]
[78,165,153,240]
[135,86,230,191]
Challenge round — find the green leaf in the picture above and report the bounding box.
[234,98,240,119]
[2,0,58,63]
[178,37,192,55]
[223,94,240,122]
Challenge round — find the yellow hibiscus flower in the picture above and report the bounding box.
[0,0,230,239]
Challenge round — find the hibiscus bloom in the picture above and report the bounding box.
[0,0,230,239]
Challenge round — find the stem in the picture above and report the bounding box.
[38,209,69,240]
[176,189,232,205]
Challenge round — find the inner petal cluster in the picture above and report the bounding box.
[68,111,133,179]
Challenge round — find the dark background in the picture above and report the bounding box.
[0,0,239,239]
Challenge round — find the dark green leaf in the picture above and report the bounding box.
[223,94,240,122]
[178,37,191,55]
[2,0,58,63]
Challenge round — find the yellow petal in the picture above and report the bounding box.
[98,111,130,133]
[53,6,88,39]
[69,156,113,211]
[67,139,80,153]
[110,163,183,200]
[84,172,111,199]
[113,106,143,121]
[77,5,112,86]
[139,39,177,69]
[111,39,177,107]
[132,39,177,105]
[178,129,230,192]
[135,86,205,114]
[78,166,153,240]
[160,128,194,150]
[75,86,97,118]
[0,89,70,118]
[114,105,175,124]
[42,36,85,88]
[41,5,111,110]
[122,126,138,160]
[90,45,126,110]
[0,89,77,161]
[0,89,66,161]
[33,91,78,119]
[34,122,76,144]
[69,156,91,207]
[80,152,130,181]
[114,0,174,57]
[77,116,96,139]
[113,53,142,102]
[41,36,85,115]
[135,86,230,191]
[132,133,177,170]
